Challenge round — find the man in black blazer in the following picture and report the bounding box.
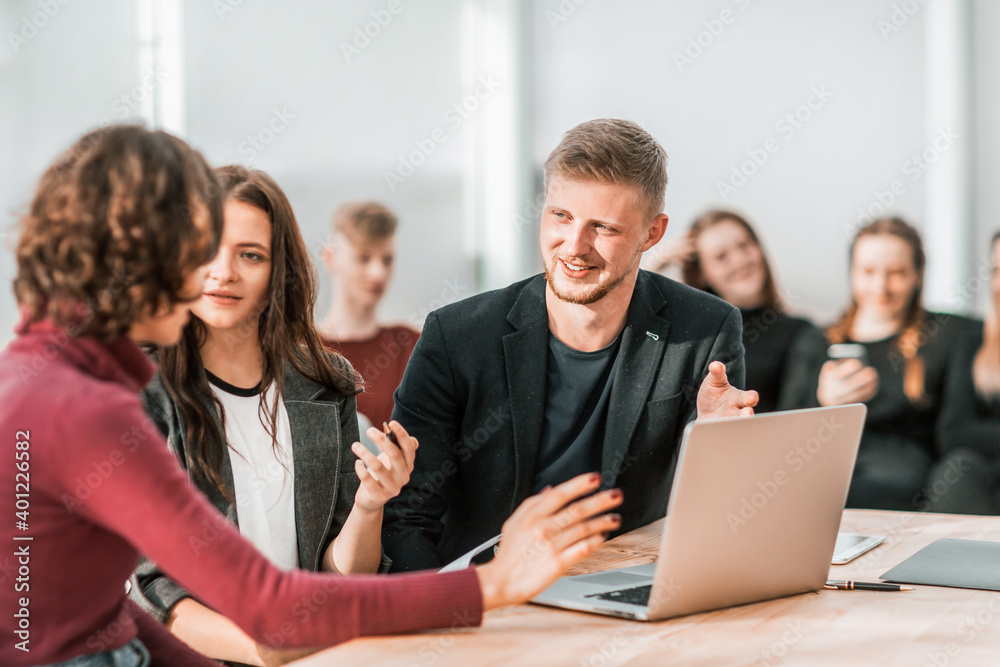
[384,119,757,571]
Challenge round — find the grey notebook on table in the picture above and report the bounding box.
[881,539,1000,591]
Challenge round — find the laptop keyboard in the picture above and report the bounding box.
[586,584,652,606]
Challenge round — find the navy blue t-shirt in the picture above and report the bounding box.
[531,333,621,493]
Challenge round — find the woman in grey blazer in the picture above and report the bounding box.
[130,166,413,666]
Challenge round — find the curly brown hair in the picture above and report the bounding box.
[14,124,223,341]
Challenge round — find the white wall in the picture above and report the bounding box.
[531,0,933,322]
[180,0,477,329]
[1,0,995,348]
[972,0,1000,314]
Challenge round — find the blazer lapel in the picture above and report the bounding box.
[503,277,550,510]
[602,272,670,486]
[283,368,341,571]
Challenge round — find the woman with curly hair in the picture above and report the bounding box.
[0,125,622,667]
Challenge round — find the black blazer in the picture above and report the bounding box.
[384,271,745,571]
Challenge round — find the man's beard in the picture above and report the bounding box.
[544,257,633,305]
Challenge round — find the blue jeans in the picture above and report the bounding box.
[39,639,149,667]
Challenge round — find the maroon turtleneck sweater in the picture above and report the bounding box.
[0,320,482,666]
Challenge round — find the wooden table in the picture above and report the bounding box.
[290,510,1000,666]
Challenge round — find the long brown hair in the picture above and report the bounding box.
[15,125,222,341]
[155,166,359,500]
[973,231,1000,399]
[826,217,928,405]
[682,210,784,311]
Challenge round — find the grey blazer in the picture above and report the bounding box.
[129,356,388,623]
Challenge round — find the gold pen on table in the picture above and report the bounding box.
[382,421,398,446]
[825,580,913,592]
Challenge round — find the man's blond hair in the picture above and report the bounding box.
[543,119,668,221]
[331,201,397,246]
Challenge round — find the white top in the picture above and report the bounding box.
[208,373,299,570]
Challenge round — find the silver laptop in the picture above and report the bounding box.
[531,404,867,621]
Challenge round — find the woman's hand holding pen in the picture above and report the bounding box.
[350,420,417,511]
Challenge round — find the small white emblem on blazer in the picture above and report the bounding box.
[646,331,659,340]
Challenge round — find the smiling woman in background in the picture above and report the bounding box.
[651,210,814,413]
[780,217,979,511]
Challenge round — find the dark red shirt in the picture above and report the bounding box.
[0,320,480,665]
[323,325,419,425]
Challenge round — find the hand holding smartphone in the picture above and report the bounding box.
[818,343,878,406]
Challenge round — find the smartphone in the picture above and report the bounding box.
[832,532,885,565]
[355,413,382,456]
[827,343,870,366]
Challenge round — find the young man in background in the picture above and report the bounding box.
[319,201,419,427]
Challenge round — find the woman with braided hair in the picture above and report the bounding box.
[779,217,979,510]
